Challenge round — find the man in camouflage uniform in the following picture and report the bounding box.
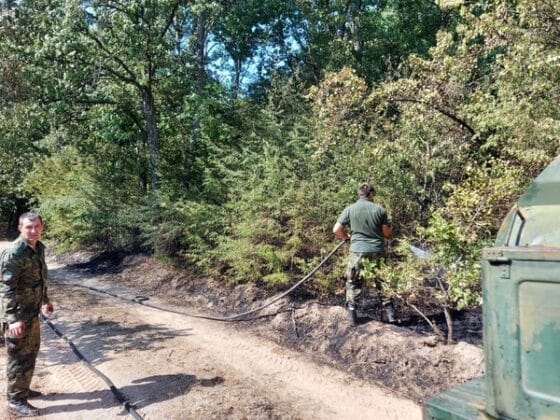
[1,212,53,417]
[333,183,393,326]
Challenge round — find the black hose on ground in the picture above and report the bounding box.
[64,240,347,322]
[38,240,345,419]
[40,314,144,420]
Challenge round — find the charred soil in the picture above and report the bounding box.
[56,249,485,404]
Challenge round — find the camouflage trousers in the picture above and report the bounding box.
[345,252,383,311]
[3,317,41,402]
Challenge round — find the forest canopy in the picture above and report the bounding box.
[1,0,559,337]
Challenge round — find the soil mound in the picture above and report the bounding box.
[57,250,485,402]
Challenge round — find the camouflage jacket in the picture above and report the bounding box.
[0,235,49,324]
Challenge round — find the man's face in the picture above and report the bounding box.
[19,218,44,247]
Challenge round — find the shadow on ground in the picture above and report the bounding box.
[42,319,192,366]
[37,373,224,415]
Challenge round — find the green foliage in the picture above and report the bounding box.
[23,142,140,249]
[0,102,50,233]
[1,0,559,329]
[142,195,226,269]
[374,160,526,326]
[373,241,428,303]
[214,103,303,283]
[420,213,484,308]
[295,0,445,84]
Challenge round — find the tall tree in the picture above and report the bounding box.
[211,0,294,97]
[78,0,188,192]
[291,0,445,85]
[9,0,194,193]
[0,1,46,234]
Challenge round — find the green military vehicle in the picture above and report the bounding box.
[425,156,560,419]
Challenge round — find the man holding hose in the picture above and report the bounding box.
[333,183,394,326]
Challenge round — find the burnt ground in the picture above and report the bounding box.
[54,249,485,404]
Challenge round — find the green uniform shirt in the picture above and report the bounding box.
[337,198,389,254]
[0,235,49,324]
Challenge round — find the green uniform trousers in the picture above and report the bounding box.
[345,252,383,311]
[4,317,41,402]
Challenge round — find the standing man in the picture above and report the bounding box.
[0,212,53,417]
[333,183,393,327]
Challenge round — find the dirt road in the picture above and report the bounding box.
[0,242,421,419]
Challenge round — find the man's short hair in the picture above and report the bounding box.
[19,212,43,225]
[357,183,375,198]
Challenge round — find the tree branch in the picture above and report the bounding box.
[390,97,476,136]
[82,29,141,89]
[159,2,180,40]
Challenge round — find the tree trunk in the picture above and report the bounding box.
[185,10,209,187]
[233,58,242,99]
[349,0,364,66]
[196,11,207,94]
[141,86,159,193]
[444,306,454,345]
[181,11,208,187]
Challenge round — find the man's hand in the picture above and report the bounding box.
[333,222,351,241]
[8,321,25,338]
[382,224,393,240]
[42,303,54,317]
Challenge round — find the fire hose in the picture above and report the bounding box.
[40,240,346,419]
[61,240,346,321]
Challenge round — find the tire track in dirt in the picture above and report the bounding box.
[0,242,422,419]
[176,310,420,419]
[46,262,421,420]
[42,276,297,420]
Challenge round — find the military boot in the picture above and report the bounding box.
[347,308,358,327]
[8,399,39,417]
[28,389,43,398]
